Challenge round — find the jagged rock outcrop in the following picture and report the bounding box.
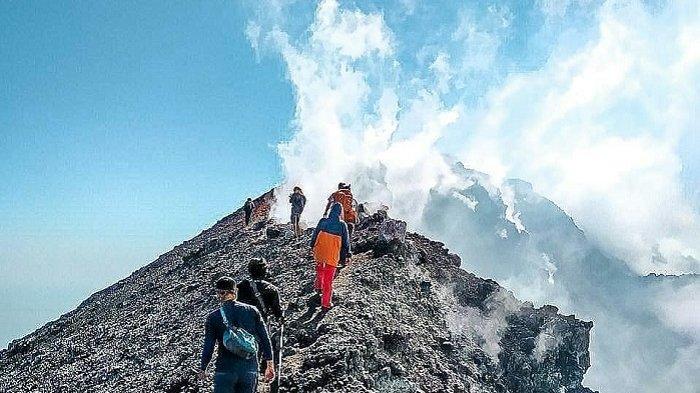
[0,190,595,393]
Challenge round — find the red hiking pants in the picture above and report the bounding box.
[315,263,336,309]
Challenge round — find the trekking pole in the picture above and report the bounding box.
[277,310,285,391]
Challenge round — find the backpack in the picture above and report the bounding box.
[244,201,254,212]
[219,306,259,359]
[332,190,357,223]
[250,280,271,318]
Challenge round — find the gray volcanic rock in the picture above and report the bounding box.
[0,189,595,393]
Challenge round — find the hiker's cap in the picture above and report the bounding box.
[215,276,236,291]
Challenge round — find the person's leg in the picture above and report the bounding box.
[314,263,322,292]
[271,372,279,393]
[319,264,328,308]
[214,372,236,393]
[269,329,280,393]
[320,265,336,309]
[234,370,258,393]
[245,211,251,226]
[291,214,299,236]
[347,222,354,239]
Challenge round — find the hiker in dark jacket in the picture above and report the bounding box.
[310,202,352,310]
[289,186,306,237]
[198,277,274,393]
[236,258,282,321]
[237,258,283,393]
[243,198,255,226]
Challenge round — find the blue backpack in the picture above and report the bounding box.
[220,306,259,359]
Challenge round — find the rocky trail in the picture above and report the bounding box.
[0,190,595,393]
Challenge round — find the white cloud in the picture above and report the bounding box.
[656,281,700,339]
[264,0,461,226]
[537,0,573,19]
[459,0,700,274]
[313,0,393,60]
[429,52,452,93]
[245,21,262,59]
[533,318,563,362]
[245,0,699,391]
[501,183,527,233]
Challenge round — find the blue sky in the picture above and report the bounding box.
[0,1,294,347]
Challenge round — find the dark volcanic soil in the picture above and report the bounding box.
[0,190,595,393]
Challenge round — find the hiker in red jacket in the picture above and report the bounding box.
[324,183,357,238]
[310,202,352,310]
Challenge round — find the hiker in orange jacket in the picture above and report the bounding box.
[310,202,352,310]
[324,183,357,238]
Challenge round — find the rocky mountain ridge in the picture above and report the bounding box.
[0,189,595,393]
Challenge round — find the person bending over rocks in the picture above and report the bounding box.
[198,277,274,393]
[310,202,352,310]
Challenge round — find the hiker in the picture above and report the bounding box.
[357,203,369,225]
[324,183,357,238]
[243,198,255,226]
[237,258,283,320]
[310,202,352,310]
[289,186,306,237]
[237,258,283,393]
[198,276,274,393]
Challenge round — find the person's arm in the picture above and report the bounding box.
[199,314,216,372]
[253,308,274,361]
[251,308,275,382]
[309,220,322,248]
[270,287,283,320]
[301,195,306,208]
[323,195,333,216]
[340,222,352,262]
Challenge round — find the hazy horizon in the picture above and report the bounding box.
[0,2,293,348]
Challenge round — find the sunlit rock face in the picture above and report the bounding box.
[0,190,594,393]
